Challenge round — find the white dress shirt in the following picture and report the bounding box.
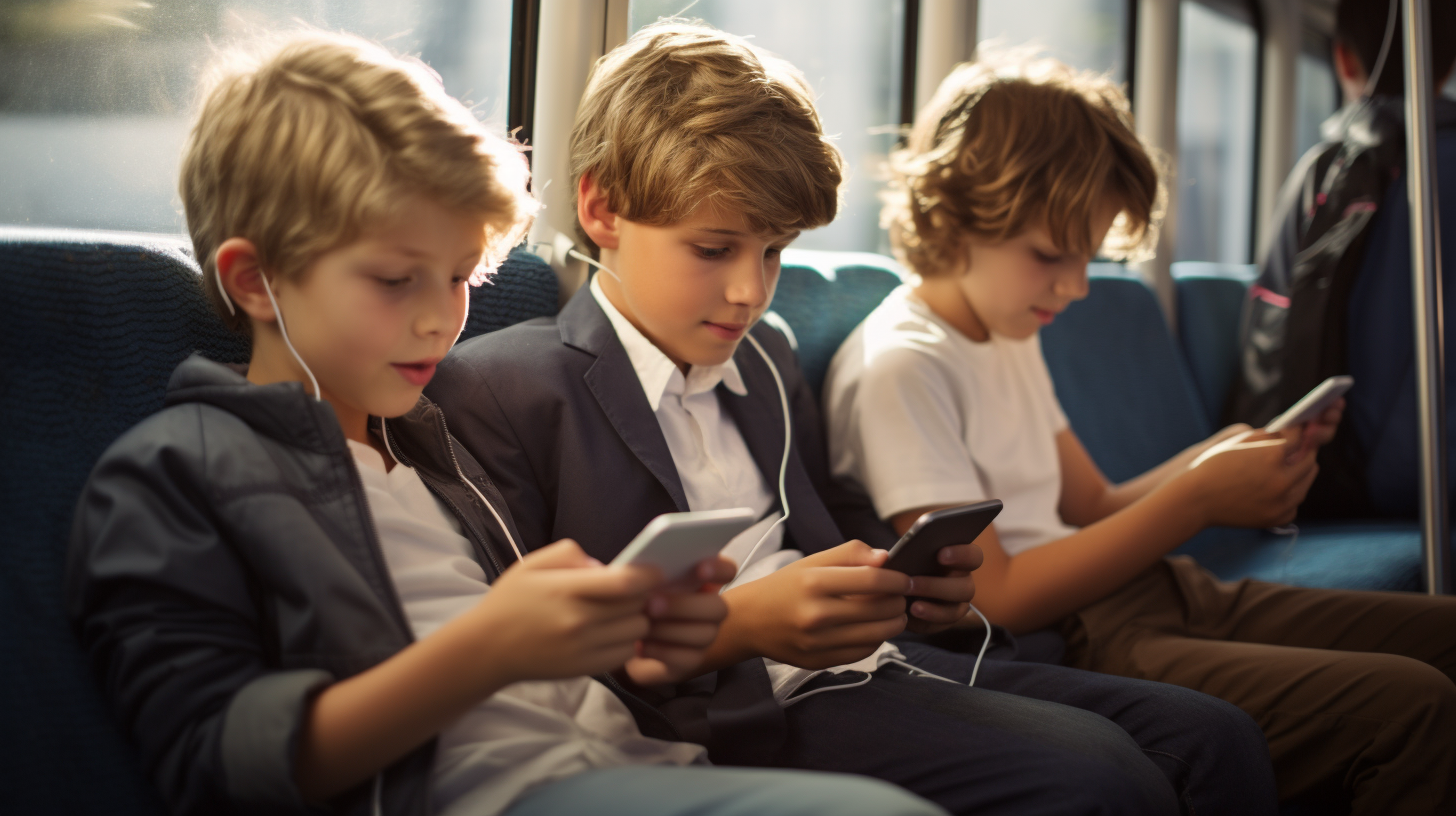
[349,439,704,816]
[590,277,903,703]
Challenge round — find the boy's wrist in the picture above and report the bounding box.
[1162,468,1213,532]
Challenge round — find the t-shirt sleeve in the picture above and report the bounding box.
[840,346,988,520]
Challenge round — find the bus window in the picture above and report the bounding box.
[628,0,908,253]
[1293,38,1338,165]
[977,0,1130,82]
[1174,0,1257,264]
[0,1,513,235]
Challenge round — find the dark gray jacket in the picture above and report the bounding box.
[65,355,671,816]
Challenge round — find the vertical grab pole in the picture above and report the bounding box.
[1402,0,1450,594]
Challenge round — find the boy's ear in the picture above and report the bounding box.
[215,237,278,326]
[577,173,621,251]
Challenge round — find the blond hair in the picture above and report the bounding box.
[884,57,1162,278]
[181,31,536,332]
[569,20,842,251]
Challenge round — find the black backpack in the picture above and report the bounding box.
[1226,98,1406,517]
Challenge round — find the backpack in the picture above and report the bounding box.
[1226,98,1407,517]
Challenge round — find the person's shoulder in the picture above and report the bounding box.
[80,401,269,509]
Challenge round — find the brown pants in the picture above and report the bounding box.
[1062,556,1456,815]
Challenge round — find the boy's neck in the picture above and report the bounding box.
[246,335,395,469]
[912,276,991,343]
[594,268,694,374]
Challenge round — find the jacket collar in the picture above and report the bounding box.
[165,354,346,454]
[165,353,465,495]
[559,290,822,548]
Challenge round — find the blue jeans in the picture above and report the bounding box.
[501,765,947,816]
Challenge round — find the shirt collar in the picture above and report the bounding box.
[589,275,747,411]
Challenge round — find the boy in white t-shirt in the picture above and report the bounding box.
[66,32,946,816]
[824,56,1456,814]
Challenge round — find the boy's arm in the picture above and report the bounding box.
[295,540,660,800]
[1057,400,1343,527]
[67,437,331,815]
[893,432,1319,633]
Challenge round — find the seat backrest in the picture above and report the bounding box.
[1040,264,1211,483]
[1172,262,1256,427]
[771,249,906,395]
[0,228,556,815]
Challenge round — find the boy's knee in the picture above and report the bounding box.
[1032,754,1178,816]
[1379,654,1456,725]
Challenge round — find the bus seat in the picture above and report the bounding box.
[1178,522,1422,592]
[771,248,906,396]
[0,227,557,816]
[1040,263,1212,483]
[1171,261,1257,427]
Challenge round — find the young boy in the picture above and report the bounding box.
[64,32,949,816]
[429,21,1281,816]
[824,57,1456,814]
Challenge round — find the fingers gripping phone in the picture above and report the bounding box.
[884,500,1003,577]
[1264,375,1353,433]
[609,507,757,581]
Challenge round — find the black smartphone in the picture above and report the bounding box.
[883,500,1003,577]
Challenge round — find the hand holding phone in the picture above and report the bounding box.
[884,500,1003,577]
[1265,375,1353,433]
[610,507,756,582]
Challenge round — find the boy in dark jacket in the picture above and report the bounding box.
[429,20,1278,816]
[65,31,946,816]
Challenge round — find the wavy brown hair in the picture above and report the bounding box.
[884,57,1163,278]
[569,20,843,252]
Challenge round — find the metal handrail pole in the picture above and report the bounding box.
[1402,0,1450,594]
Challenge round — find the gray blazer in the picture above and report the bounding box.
[426,288,895,765]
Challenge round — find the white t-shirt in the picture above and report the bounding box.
[824,286,1077,557]
[590,278,902,702]
[348,439,704,816]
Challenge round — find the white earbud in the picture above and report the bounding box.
[215,263,320,401]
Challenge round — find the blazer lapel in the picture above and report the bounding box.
[561,291,691,512]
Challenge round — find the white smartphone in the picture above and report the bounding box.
[609,507,757,580]
[1264,375,1354,433]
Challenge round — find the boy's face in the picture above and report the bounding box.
[261,195,483,421]
[595,202,799,370]
[956,204,1118,340]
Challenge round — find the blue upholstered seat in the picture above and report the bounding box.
[770,249,906,396]
[1040,263,1213,482]
[1171,262,1257,427]
[0,228,558,816]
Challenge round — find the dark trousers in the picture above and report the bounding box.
[894,637,1279,816]
[1064,555,1456,815]
[783,663,1185,816]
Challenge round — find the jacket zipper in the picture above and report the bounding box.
[435,412,521,568]
[381,416,508,577]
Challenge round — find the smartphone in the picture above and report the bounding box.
[609,507,757,581]
[1264,375,1353,433]
[883,500,1003,577]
